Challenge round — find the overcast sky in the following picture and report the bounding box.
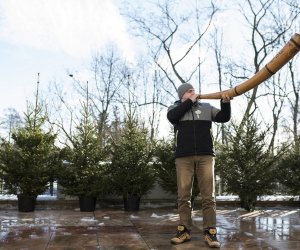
[0,0,136,114]
[1,0,297,139]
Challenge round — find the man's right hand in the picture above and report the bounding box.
[188,93,199,102]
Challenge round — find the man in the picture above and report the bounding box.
[167,83,232,248]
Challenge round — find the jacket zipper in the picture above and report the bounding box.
[191,106,197,155]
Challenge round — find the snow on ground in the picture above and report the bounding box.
[0,194,298,201]
[0,194,57,200]
[216,195,299,201]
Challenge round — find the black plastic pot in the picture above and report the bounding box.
[124,195,140,211]
[79,196,96,212]
[17,195,36,212]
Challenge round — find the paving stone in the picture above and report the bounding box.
[0,207,299,249]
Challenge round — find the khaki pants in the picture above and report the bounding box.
[176,155,216,229]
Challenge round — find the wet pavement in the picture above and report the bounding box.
[0,206,300,249]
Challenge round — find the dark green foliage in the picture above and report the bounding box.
[109,118,155,199]
[275,147,300,197]
[0,105,59,197]
[153,137,199,200]
[58,102,109,197]
[153,138,177,195]
[216,118,282,211]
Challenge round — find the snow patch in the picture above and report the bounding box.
[150,213,177,219]
[129,215,139,219]
[80,217,97,222]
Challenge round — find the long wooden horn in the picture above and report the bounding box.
[198,33,300,99]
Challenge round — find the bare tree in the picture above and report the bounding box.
[236,0,299,126]
[0,108,22,141]
[211,27,229,144]
[55,47,130,147]
[126,0,217,100]
[87,49,128,145]
[286,57,300,147]
[267,74,286,153]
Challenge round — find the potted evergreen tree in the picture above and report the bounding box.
[216,118,284,211]
[0,93,60,212]
[57,89,109,211]
[109,117,156,211]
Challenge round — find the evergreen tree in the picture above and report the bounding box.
[216,118,282,211]
[153,138,177,195]
[58,88,109,197]
[110,117,155,199]
[0,96,59,197]
[153,136,199,202]
[275,145,300,198]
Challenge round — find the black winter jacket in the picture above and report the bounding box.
[167,99,231,158]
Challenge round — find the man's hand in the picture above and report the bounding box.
[221,94,233,103]
[188,93,199,102]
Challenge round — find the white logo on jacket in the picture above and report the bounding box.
[195,110,201,119]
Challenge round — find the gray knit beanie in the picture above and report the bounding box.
[177,83,194,99]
